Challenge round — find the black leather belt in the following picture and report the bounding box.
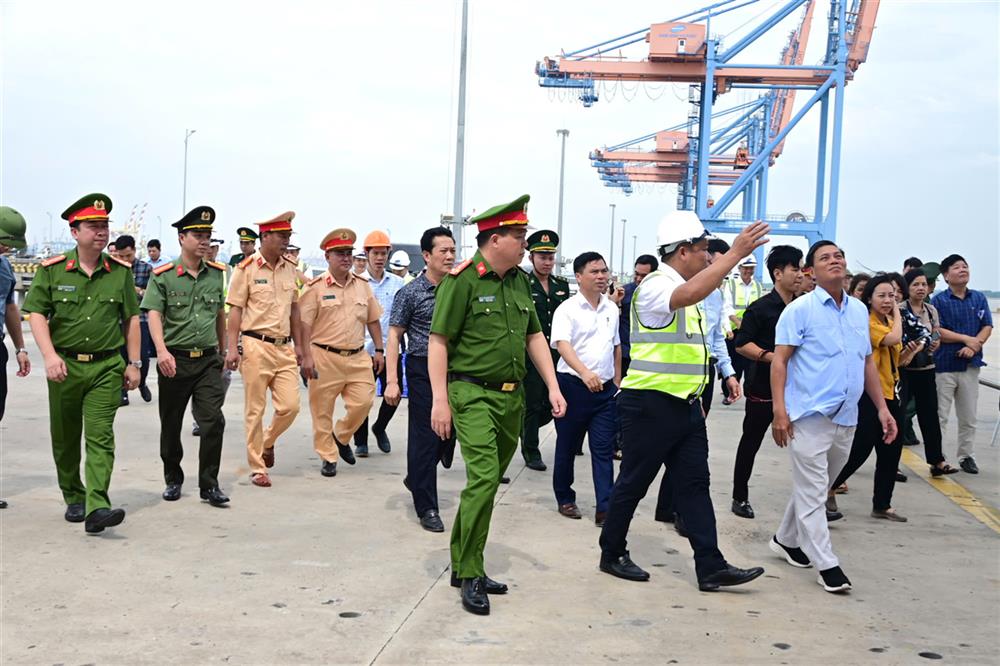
[312,342,364,356]
[242,330,291,345]
[448,373,520,393]
[168,347,218,359]
[56,348,118,363]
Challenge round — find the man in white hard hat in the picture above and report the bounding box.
[389,250,414,284]
[722,254,763,404]
[598,210,770,592]
[352,249,368,277]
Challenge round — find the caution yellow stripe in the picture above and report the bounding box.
[900,448,1000,534]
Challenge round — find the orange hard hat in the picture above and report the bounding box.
[363,230,391,249]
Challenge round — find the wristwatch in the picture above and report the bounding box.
[375,348,384,353]
[15,348,27,355]
[129,360,142,368]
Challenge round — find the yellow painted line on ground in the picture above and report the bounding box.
[900,448,1000,534]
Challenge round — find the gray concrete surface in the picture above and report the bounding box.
[1,325,998,665]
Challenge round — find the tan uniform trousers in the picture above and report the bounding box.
[240,335,301,474]
[309,348,375,462]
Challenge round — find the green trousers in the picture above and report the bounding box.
[158,353,226,489]
[520,362,552,464]
[47,354,124,514]
[449,381,523,578]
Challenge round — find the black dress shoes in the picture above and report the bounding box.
[200,487,230,507]
[374,429,391,453]
[599,552,650,581]
[335,436,356,465]
[826,509,843,522]
[85,507,126,534]
[162,484,182,501]
[64,503,85,523]
[139,384,152,402]
[499,476,510,484]
[439,438,456,469]
[450,571,508,594]
[321,460,338,477]
[0,499,6,509]
[698,564,765,591]
[120,393,129,407]
[192,422,201,436]
[460,577,490,615]
[731,499,755,519]
[355,443,369,458]
[525,459,547,472]
[420,509,445,533]
[960,457,979,474]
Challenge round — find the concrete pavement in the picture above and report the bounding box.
[1,328,998,665]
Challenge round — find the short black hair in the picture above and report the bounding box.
[420,226,454,253]
[766,245,803,281]
[573,251,606,275]
[940,253,967,274]
[147,239,161,250]
[887,271,907,298]
[805,240,841,268]
[634,254,659,271]
[707,239,731,255]
[903,256,922,269]
[859,273,898,309]
[114,235,136,251]
[903,268,925,287]
[476,226,518,248]
[848,272,871,295]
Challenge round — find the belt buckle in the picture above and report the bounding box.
[501,382,516,392]
[339,349,351,356]
[276,337,288,346]
[76,353,93,362]
[190,349,204,358]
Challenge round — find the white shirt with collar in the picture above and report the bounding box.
[550,291,621,382]
[633,264,685,329]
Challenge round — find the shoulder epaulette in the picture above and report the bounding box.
[207,260,226,271]
[237,255,254,269]
[111,255,132,269]
[153,262,175,276]
[41,254,66,267]
[307,275,324,286]
[552,274,569,283]
[450,258,472,276]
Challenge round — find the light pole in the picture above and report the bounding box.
[620,218,627,282]
[45,211,53,244]
[632,235,637,273]
[608,203,616,276]
[451,0,470,255]
[183,129,197,214]
[555,128,569,274]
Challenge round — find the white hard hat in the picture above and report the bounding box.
[739,255,757,267]
[389,250,411,269]
[353,249,367,259]
[656,210,710,253]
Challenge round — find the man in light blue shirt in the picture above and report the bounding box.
[768,240,897,595]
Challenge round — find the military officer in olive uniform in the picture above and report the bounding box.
[521,230,570,471]
[23,193,141,534]
[228,227,258,267]
[429,194,567,616]
[142,206,230,507]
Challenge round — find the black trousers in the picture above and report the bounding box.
[354,356,403,446]
[900,369,945,466]
[731,398,774,502]
[720,337,747,398]
[600,389,727,580]
[0,342,8,421]
[158,353,226,489]
[831,394,903,511]
[404,355,454,516]
[655,360,715,518]
[119,320,152,392]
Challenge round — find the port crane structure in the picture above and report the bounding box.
[536,0,880,259]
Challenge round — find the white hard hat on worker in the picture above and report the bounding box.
[656,210,713,255]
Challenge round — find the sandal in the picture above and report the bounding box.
[251,473,272,488]
[871,508,908,522]
[931,464,960,477]
[834,483,848,494]
[263,447,275,468]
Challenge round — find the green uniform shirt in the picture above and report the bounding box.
[22,248,140,351]
[529,271,570,352]
[430,250,542,383]
[140,260,226,349]
[228,253,245,267]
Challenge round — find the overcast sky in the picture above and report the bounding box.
[2,1,997,287]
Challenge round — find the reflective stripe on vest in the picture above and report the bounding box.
[621,271,709,400]
[729,278,762,320]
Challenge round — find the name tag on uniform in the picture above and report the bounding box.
[322,295,337,300]
[478,295,496,303]
[254,279,269,284]
[556,291,567,296]
[168,290,187,297]
[57,285,76,292]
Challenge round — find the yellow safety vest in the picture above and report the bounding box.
[728,278,763,320]
[622,272,710,400]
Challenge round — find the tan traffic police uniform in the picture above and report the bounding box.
[300,229,383,463]
[226,218,302,477]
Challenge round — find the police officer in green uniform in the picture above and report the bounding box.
[521,230,570,472]
[429,194,567,616]
[142,206,230,507]
[23,193,141,534]
[228,227,258,267]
